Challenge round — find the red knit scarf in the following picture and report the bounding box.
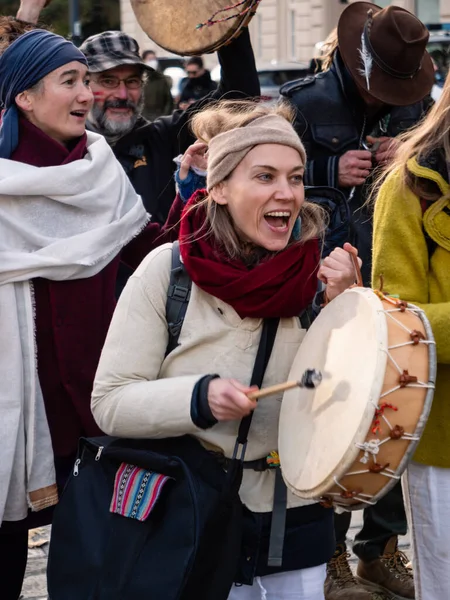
[11,116,87,165]
[179,191,320,319]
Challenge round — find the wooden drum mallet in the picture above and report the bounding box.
[248,369,323,400]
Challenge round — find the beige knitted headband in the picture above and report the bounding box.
[206,114,307,191]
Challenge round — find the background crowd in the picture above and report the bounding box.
[0,1,449,600]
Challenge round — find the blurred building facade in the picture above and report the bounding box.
[120,0,450,65]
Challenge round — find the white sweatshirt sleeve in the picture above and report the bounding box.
[91,245,207,438]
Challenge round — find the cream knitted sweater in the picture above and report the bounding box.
[92,243,314,512]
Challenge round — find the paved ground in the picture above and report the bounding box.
[21,513,411,599]
[22,528,50,600]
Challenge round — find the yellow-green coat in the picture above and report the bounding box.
[372,157,450,467]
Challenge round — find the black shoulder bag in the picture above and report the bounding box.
[47,318,279,600]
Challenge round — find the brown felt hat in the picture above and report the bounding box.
[337,2,434,106]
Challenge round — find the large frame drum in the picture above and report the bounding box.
[130,0,261,56]
[279,287,436,511]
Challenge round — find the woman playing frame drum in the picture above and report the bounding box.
[92,100,362,600]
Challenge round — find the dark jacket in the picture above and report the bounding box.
[92,29,259,226]
[142,71,173,121]
[178,70,217,106]
[281,51,431,284]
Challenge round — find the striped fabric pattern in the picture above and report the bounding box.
[110,463,171,522]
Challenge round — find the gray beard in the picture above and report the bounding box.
[89,99,143,144]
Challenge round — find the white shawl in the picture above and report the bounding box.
[0,132,149,524]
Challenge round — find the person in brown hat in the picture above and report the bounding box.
[281,3,434,600]
[338,2,434,107]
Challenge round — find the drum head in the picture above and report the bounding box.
[279,288,388,499]
[131,0,253,56]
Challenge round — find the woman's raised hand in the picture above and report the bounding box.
[207,378,258,422]
[17,0,51,23]
[318,242,363,302]
[179,142,208,181]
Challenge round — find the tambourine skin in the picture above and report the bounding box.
[278,287,436,511]
[130,0,259,56]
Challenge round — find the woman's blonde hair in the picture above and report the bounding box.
[319,28,338,72]
[188,99,325,259]
[373,80,450,202]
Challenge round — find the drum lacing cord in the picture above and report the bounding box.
[380,548,414,583]
[383,307,435,349]
[319,295,436,510]
[328,476,377,506]
[196,0,262,29]
[322,303,435,508]
[379,309,435,407]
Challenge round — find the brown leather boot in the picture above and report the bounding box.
[325,546,387,599]
[356,536,415,599]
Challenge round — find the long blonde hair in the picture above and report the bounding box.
[188,99,325,259]
[374,81,450,202]
[319,28,338,72]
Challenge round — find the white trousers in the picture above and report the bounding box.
[227,564,326,600]
[404,461,450,600]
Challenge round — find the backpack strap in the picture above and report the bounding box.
[165,241,192,357]
[232,318,287,569]
[235,318,280,451]
[266,308,313,567]
[298,307,313,330]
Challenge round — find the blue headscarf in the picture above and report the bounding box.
[0,29,88,159]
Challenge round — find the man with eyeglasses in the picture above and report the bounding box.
[77,31,258,226]
[80,32,155,145]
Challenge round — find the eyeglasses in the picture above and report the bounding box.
[93,75,143,89]
[187,70,200,77]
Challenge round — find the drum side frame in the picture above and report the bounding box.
[356,302,437,510]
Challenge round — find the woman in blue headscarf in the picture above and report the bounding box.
[0,20,181,598]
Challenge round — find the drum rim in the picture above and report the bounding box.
[130,0,258,56]
[353,302,437,511]
[279,287,389,499]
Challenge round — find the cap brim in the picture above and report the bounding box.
[338,2,435,106]
[86,54,155,74]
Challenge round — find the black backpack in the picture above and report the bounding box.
[47,278,279,600]
[304,185,353,258]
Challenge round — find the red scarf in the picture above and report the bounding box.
[10,116,87,166]
[179,191,320,319]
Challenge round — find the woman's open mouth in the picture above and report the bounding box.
[70,110,87,120]
[264,211,291,233]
